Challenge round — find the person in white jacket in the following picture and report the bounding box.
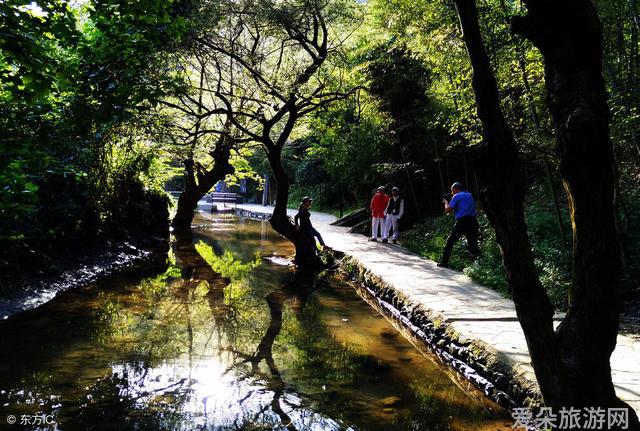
[384,187,404,244]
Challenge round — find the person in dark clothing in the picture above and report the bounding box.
[295,196,326,251]
[438,182,480,268]
[384,186,404,244]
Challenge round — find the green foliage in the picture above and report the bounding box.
[79,0,188,122]
[194,241,261,280]
[1,0,190,272]
[0,1,79,100]
[285,0,640,305]
[365,42,432,133]
[0,160,39,239]
[3,0,640,304]
[291,96,392,208]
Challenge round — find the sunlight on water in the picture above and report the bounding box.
[0,213,511,430]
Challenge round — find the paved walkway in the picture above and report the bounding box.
[237,204,640,414]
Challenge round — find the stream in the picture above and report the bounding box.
[0,213,511,430]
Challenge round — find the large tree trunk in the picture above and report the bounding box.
[172,137,235,233]
[172,159,204,232]
[513,2,637,420]
[452,0,570,407]
[454,0,639,423]
[266,146,322,268]
[510,31,569,249]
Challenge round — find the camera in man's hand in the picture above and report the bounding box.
[442,192,453,202]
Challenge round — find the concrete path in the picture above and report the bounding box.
[236,204,640,414]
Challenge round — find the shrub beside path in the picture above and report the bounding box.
[236,204,640,415]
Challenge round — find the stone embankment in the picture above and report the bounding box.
[235,204,640,415]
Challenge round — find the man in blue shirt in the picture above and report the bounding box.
[438,182,480,268]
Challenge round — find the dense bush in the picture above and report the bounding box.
[0,0,187,274]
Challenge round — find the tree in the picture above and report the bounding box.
[191,0,358,266]
[155,53,237,233]
[299,90,391,207]
[0,0,189,273]
[452,0,639,425]
[365,42,435,217]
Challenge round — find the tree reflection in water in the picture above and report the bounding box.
[229,271,318,431]
[175,232,319,431]
[0,220,510,431]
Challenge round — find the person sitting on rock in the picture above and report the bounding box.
[370,186,390,242]
[295,196,326,251]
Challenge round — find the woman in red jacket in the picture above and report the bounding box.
[370,186,390,242]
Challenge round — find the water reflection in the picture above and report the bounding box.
[0,214,510,430]
[227,272,319,431]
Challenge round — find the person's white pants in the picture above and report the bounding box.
[371,217,386,239]
[385,214,400,240]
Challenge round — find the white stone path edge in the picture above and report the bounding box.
[235,204,640,415]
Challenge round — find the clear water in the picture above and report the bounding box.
[0,213,511,430]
